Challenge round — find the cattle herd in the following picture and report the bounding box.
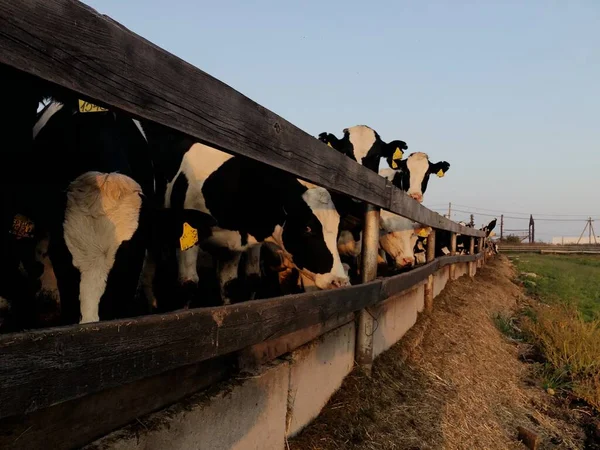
[0,65,496,333]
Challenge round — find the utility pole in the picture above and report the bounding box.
[529,215,535,243]
[469,214,474,227]
[500,214,504,240]
[448,202,452,219]
[577,218,598,245]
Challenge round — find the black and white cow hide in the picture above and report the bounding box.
[17,99,216,325]
[141,123,350,305]
[380,152,450,203]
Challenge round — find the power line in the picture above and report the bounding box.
[433,207,599,222]
[428,202,596,218]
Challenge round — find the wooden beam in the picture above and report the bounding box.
[0,281,381,419]
[449,232,457,280]
[389,190,483,237]
[380,254,474,299]
[356,204,380,375]
[469,237,476,276]
[0,0,484,238]
[0,356,233,450]
[237,312,354,371]
[424,230,436,311]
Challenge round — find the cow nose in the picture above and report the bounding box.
[409,192,423,203]
[397,257,414,267]
[331,276,350,289]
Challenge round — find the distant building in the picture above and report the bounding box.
[552,236,596,245]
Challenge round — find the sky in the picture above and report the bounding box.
[84,0,600,242]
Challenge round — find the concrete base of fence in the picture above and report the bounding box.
[85,361,290,450]
[372,285,421,358]
[455,262,469,278]
[84,260,480,450]
[433,266,450,298]
[286,321,356,437]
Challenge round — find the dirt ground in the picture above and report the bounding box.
[289,256,591,450]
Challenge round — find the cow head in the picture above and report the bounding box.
[379,211,432,269]
[382,152,450,203]
[318,125,407,173]
[275,186,350,290]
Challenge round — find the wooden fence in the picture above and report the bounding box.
[0,1,486,448]
[500,245,600,254]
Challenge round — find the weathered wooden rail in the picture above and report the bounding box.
[500,245,600,254]
[0,1,487,448]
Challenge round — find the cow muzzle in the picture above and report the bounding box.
[314,273,351,290]
[409,192,423,203]
[396,256,415,268]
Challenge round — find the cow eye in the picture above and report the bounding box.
[304,226,312,235]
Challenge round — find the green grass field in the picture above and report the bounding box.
[510,254,600,321]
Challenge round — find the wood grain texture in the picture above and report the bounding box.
[0,281,381,419]
[237,312,354,370]
[0,0,484,237]
[0,356,233,450]
[380,254,476,299]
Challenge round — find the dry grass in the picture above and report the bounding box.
[522,303,600,412]
[289,257,587,449]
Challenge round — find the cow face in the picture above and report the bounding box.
[318,126,407,173]
[414,238,427,265]
[279,187,349,290]
[384,153,450,203]
[379,211,431,268]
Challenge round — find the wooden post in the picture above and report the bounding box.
[469,237,475,277]
[424,229,436,311]
[478,237,484,267]
[356,203,380,375]
[449,232,457,280]
[500,214,504,240]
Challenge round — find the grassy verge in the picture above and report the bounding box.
[511,254,600,321]
[501,255,600,413]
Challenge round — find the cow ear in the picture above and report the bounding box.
[383,140,408,161]
[429,161,450,178]
[414,226,432,237]
[317,132,329,145]
[157,209,216,250]
[391,157,408,172]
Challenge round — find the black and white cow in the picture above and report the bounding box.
[5,97,216,326]
[140,122,350,305]
[380,152,450,203]
[318,125,407,172]
[482,218,497,237]
[378,210,432,270]
[317,125,408,280]
[375,152,450,270]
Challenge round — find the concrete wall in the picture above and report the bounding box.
[433,266,450,298]
[371,285,422,358]
[455,262,469,279]
[286,321,355,437]
[85,361,290,450]
[86,260,478,450]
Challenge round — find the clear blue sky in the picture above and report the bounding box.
[84,0,600,242]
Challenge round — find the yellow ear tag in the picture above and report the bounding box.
[423,238,428,245]
[10,214,35,239]
[436,169,445,178]
[327,142,333,148]
[78,99,108,113]
[391,160,398,169]
[179,222,199,251]
[416,228,429,238]
[392,148,403,161]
